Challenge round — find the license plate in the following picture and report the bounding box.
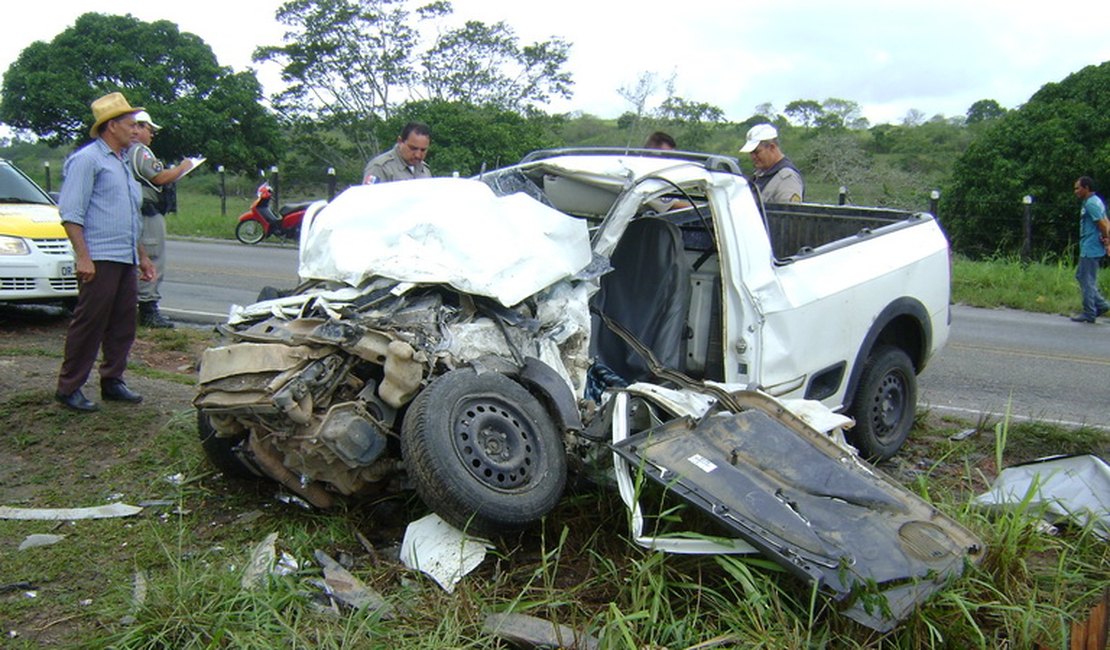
[59,262,75,278]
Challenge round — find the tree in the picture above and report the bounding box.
[902,109,926,127]
[965,99,1006,125]
[0,13,281,171]
[420,21,572,112]
[754,102,777,121]
[656,95,724,149]
[617,71,661,147]
[255,0,573,160]
[943,63,1110,257]
[821,98,867,130]
[784,99,822,128]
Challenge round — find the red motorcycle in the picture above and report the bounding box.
[235,183,317,245]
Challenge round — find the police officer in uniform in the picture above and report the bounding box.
[129,110,195,328]
[362,122,431,184]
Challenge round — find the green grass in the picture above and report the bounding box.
[2,389,1106,648]
[951,254,1110,315]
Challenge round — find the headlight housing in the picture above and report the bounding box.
[0,235,31,256]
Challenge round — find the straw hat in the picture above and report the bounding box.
[89,92,143,138]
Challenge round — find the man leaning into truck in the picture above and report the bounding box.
[740,123,805,203]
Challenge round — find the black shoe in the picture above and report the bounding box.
[138,302,175,329]
[101,379,143,403]
[55,389,99,412]
[1097,306,1109,318]
[1069,315,1096,323]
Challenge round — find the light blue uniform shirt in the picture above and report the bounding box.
[58,138,143,264]
[1079,194,1107,258]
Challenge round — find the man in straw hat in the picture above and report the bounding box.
[54,91,156,412]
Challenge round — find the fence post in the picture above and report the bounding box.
[43,161,51,194]
[1021,195,1033,263]
[270,165,280,209]
[327,167,336,201]
[929,189,940,219]
[838,186,848,205]
[218,165,226,217]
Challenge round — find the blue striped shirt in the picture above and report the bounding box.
[58,138,143,264]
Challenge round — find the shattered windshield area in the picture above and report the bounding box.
[479,167,552,207]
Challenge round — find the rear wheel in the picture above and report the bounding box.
[847,345,916,462]
[197,410,259,479]
[401,368,566,536]
[235,219,266,245]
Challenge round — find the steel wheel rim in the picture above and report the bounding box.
[870,371,907,440]
[452,395,536,490]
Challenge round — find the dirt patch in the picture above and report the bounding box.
[0,306,212,503]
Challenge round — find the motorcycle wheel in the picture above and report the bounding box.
[401,368,567,537]
[236,219,266,245]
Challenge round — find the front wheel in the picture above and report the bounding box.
[846,345,916,462]
[401,368,567,536]
[197,410,260,479]
[235,219,266,245]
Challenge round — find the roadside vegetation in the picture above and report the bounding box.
[2,6,1108,647]
[0,318,1106,647]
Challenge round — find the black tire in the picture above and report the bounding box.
[256,286,287,302]
[400,368,567,536]
[847,345,916,462]
[197,410,259,479]
[235,219,266,245]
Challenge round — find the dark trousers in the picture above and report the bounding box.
[57,261,139,394]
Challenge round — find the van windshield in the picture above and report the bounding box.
[0,163,53,205]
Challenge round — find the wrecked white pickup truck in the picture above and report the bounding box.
[194,148,974,630]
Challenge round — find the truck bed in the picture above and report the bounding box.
[763,202,931,260]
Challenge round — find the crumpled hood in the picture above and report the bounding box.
[298,178,592,307]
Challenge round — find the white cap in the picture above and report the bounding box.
[739,123,778,153]
[133,110,161,131]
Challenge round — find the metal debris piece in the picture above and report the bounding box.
[18,534,65,550]
[241,532,279,590]
[313,550,394,618]
[949,428,978,441]
[483,612,600,650]
[0,503,142,520]
[974,454,1110,540]
[275,552,299,576]
[274,492,313,510]
[400,513,492,594]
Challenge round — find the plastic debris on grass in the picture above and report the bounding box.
[400,513,492,593]
[0,503,142,520]
[17,534,65,550]
[313,550,394,618]
[975,454,1110,540]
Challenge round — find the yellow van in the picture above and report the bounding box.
[0,159,77,307]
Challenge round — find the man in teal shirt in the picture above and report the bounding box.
[1070,176,1110,323]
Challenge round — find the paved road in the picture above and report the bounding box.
[160,239,1110,430]
[919,305,1109,430]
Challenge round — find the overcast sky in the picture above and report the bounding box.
[3,0,1109,126]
